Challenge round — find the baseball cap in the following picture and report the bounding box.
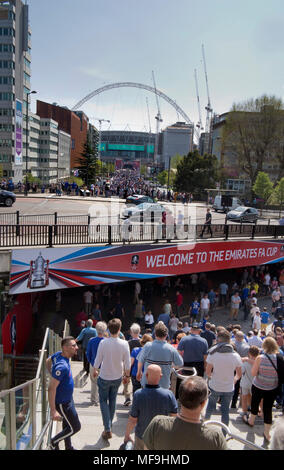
[192,322,201,329]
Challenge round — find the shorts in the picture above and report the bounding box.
[241,385,252,395]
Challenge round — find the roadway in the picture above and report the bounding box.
[0,194,280,225]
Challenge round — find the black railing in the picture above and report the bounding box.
[0,223,284,248]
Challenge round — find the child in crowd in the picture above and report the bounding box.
[241,346,260,420]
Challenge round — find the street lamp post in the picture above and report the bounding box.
[24,90,37,196]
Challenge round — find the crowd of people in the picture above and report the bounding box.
[47,264,284,450]
[3,170,195,204]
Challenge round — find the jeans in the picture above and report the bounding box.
[205,388,234,427]
[98,377,122,432]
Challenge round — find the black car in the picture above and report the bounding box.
[0,189,16,207]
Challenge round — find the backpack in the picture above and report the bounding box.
[265,353,284,386]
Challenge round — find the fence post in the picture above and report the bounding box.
[54,212,57,236]
[16,210,20,236]
[251,225,255,240]
[48,225,53,247]
[108,225,112,245]
[224,224,229,240]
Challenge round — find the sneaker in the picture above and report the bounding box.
[102,430,112,440]
[124,398,131,406]
[48,440,59,450]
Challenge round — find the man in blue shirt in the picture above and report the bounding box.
[178,323,208,377]
[86,321,107,405]
[260,307,270,332]
[76,319,97,375]
[189,298,200,324]
[123,364,178,450]
[46,336,81,450]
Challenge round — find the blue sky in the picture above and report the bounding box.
[28,0,284,133]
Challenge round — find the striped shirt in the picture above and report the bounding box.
[137,339,184,389]
[253,354,278,390]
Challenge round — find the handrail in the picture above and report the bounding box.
[204,420,265,450]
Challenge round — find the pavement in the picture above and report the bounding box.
[51,295,283,452]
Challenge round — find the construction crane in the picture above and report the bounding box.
[146,97,152,163]
[194,68,204,137]
[202,44,213,134]
[90,117,111,160]
[152,71,163,164]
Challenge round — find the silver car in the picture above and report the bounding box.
[226,206,259,223]
[122,202,165,221]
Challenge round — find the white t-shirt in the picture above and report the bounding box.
[264,274,271,286]
[145,313,154,325]
[201,298,210,310]
[94,336,131,381]
[207,351,242,393]
[252,314,261,330]
[84,291,93,303]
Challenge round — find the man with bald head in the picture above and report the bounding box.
[123,364,178,450]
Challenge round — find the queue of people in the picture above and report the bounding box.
[46,263,284,450]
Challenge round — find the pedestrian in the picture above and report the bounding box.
[243,337,281,443]
[83,289,93,316]
[123,364,178,450]
[144,309,154,331]
[168,312,180,340]
[134,298,145,326]
[231,331,250,409]
[200,293,210,321]
[93,318,131,440]
[248,329,263,348]
[143,375,227,450]
[175,290,184,316]
[177,322,208,377]
[260,307,270,333]
[200,208,213,238]
[240,346,260,419]
[130,334,153,396]
[136,321,184,390]
[189,297,200,325]
[219,282,228,306]
[46,337,81,450]
[204,329,242,429]
[230,291,241,320]
[75,319,97,375]
[200,322,217,349]
[86,321,108,405]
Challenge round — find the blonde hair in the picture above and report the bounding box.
[262,337,279,354]
[140,334,153,346]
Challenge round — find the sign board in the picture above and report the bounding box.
[9,240,284,295]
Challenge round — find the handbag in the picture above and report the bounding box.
[265,353,284,386]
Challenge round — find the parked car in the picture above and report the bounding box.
[0,189,16,207]
[125,195,154,205]
[226,206,259,223]
[122,202,166,220]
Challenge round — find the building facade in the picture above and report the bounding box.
[160,122,194,169]
[100,130,156,167]
[0,0,30,182]
[36,101,88,170]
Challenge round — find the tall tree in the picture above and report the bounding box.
[252,171,273,213]
[76,137,98,186]
[222,95,284,184]
[273,177,284,216]
[173,150,219,196]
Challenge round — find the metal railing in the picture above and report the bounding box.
[0,321,69,450]
[204,421,265,450]
[0,223,284,248]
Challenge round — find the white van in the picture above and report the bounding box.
[212,195,242,213]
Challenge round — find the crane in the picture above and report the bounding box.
[194,68,204,137]
[146,97,152,163]
[152,71,163,163]
[90,117,111,160]
[202,44,213,135]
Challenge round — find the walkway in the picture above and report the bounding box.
[51,296,283,451]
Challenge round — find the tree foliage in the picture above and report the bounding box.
[173,150,219,195]
[76,137,98,186]
[252,171,273,203]
[222,95,284,184]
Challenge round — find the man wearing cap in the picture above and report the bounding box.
[177,323,208,377]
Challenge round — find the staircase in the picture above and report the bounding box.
[13,356,39,386]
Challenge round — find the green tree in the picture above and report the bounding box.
[173,150,219,196]
[252,171,273,213]
[76,137,98,186]
[222,95,284,184]
[0,164,3,179]
[273,177,284,216]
